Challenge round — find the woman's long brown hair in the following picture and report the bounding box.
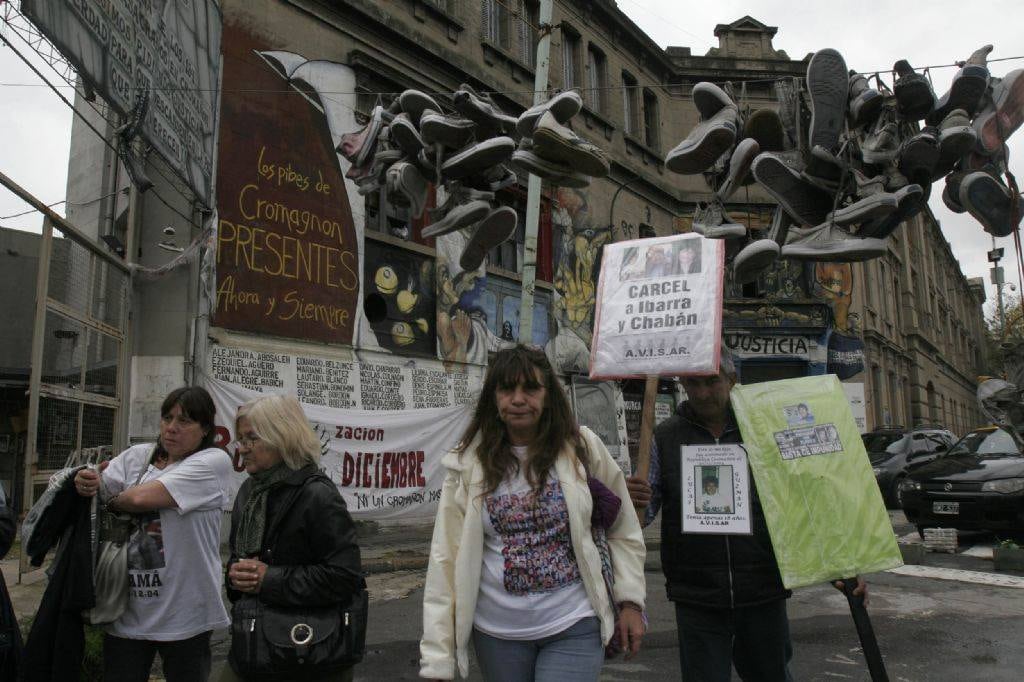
[457,345,589,495]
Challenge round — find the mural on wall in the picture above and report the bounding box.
[809,262,865,379]
[550,187,612,373]
[214,25,359,344]
[362,241,436,357]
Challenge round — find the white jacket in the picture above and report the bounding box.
[419,426,647,679]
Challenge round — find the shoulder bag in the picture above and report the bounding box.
[229,474,368,680]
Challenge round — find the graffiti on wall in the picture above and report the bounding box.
[214,25,359,344]
[362,241,436,356]
[808,262,865,379]
[550,187,611,373]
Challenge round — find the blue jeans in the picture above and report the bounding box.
[472,616,604,682]
[675,600,794,682]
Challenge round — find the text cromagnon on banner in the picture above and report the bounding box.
[206,377,472,519]
[590,234,724,379]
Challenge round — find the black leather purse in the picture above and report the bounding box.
[228,474,367,679]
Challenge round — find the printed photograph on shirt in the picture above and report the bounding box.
[127,511,165,570]
[694,465,734,514]
[783,402,816,425]
[681,444,751,535]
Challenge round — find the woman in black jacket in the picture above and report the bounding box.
[222,394,363,681]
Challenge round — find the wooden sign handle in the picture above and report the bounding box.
[633,376,659,516]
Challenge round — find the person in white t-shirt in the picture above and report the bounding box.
[74,386,233,682]
[420,346,647,681]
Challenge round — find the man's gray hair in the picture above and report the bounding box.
[719,344,736,376]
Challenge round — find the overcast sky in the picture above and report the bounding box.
[1,0,1022,315]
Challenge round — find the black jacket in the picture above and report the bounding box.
[226,464,362,608]
[0,496,23,681]
[654,402,789,608]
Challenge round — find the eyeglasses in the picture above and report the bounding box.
[235,434,262,448]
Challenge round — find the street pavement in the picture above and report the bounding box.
[4,512,1024,680]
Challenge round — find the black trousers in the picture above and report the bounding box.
[674,599,794,682]
[103,630,212,682]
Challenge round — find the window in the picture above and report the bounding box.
[482,275,555,347]
[622,72,639,136]
[513,0,539,67]
[487,187,552,280]
[586,44,607,112]
[643,89,659,150]
[562,29,581,89]
[482,0,510,49]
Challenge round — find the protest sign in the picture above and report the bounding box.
[731,374,902,589]
[590,234,724,379]
[681,444,751,535]
[206,377,471,519]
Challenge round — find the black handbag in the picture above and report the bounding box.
[228,474,367,679]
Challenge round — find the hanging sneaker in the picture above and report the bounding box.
[931,109,977,180]
[691,200,747,239]
[802,145,848,193]
[781,222,887,261]
[441,137,516,180]
[848,71,884,129]
[860,104,900,164]
[858,184,925,239]
[453,84,517,139]
[973,68,1024,156]
[385,161,429,219]
[398,89,441,126]
[717,138,760,200]
[337,105,384,167]
[516,90,583,137]
[512,146,575,180]
[751,152,835,227]
[742,109,786,152]
[665,106,737,174]
[926,45,992,125]
[460,207,518,271]
[807,48,850,152]
[893,59,936,121]
[389,113,425,158]
[827,191,899,228]
[420,109,477,149]
[422,199,491,238]
[531,111,609,177]
[959,171,1020,237]
[942,171,967,213]
[733,239,781,283]
[897,127,940,182]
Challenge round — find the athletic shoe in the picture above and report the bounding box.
[453,84,517,138]
[742,109,786,152]
[516,90,583,137]
[959,171,1020,237]
[422,199,491,238]
[942,171,967,213]
[781,222,887,262]
[848,71,884,129]
[856,183,925,239]
[385,161,429,219]
[926,46,992,125]
[893,59,936,121]
[441,136,516,179]
[717,138,760,200]
[931,110,977,180]
[693,82,736,118]
[389,113,424,158]
[828,191,899,228]
[398,89,441,126]
[733,239,780,283]
[897,127,940,182]
[665,105,738,174]
[532,111,610,177]
[807,49,849,151]
[460,207,518,271]
[692,200,747,239]
[860,105,899,164]
[338,105,384,167]
[511,148,575,180]
[420,109,476,149]
[802,145,847,193]
[974,69,1024,156]
[751,152,835,227]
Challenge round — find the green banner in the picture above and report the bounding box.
[731,375,902,589]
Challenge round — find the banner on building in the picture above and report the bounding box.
[206,377,472,519]
[23,0,221,203]
[731,375,902,589]
[590,234,724,379]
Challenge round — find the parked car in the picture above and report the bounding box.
[862,427,956,507]
[900,426,1024,537]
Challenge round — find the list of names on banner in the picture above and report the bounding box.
[210,346,481,410]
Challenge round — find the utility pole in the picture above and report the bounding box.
[989,239,1006,339]
[517,0,553,344]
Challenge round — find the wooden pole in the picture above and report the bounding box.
[632,375,659,516]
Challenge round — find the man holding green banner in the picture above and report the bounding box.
[627,350,867,681]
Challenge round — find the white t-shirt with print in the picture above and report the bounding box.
[474,446,595,640]
[101,443,233,641]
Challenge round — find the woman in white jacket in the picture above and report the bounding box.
[420,345,646,681]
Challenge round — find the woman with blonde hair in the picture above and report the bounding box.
[420,345,646,681]
[223,394,363,681]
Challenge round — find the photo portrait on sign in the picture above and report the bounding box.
[618,244,674,281]
[673,238,702,275]
[695,465,734,514]
[784,403,816,425]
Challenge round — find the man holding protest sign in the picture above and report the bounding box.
[626,350,866,681]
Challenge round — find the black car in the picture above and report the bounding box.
[862,427,955,507]
[900,426,1024,536]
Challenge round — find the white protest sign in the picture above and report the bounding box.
[206,377,471,519]
[681,444,751,535]
[590,234,724,379]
